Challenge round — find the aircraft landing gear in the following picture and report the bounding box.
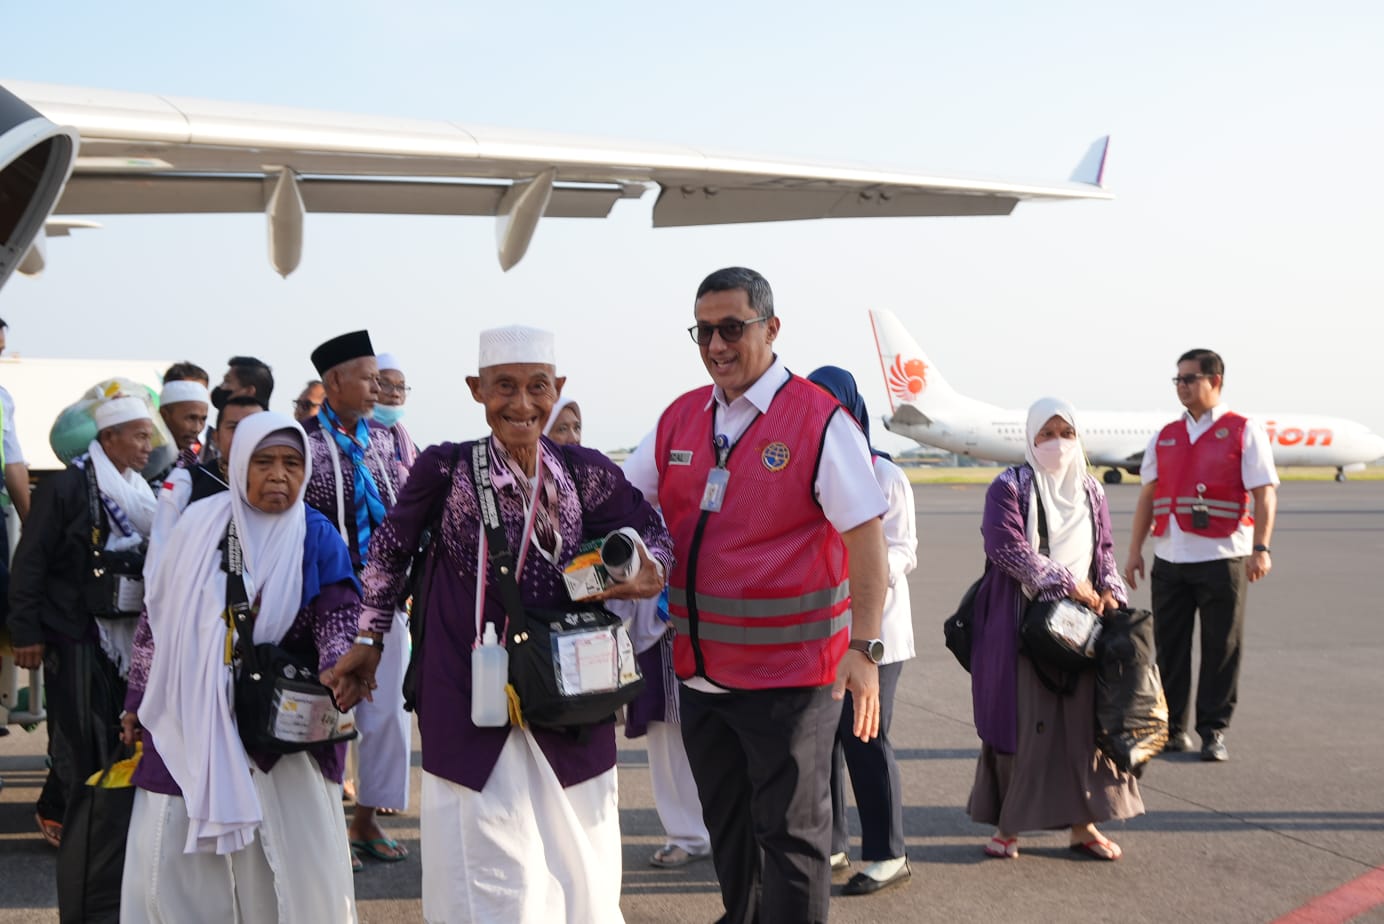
[1103,469,1124,485]
[1336,467,1347,482]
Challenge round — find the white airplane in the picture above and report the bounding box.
[2,79,1111,278]
[869,309,1384,483]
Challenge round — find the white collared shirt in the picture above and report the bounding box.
[1139,404,1279,562]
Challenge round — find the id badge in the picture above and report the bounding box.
[700,468,730,512]
[1192,505,1210,529]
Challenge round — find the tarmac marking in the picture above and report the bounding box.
[1272,866,1384,924]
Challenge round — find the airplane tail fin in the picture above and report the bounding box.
[868,309,959,415]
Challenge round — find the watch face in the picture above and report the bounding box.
[868,639,885,663]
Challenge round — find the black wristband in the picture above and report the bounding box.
[1252,544,1271,554]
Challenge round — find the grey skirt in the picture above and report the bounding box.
[967,655,1144,833]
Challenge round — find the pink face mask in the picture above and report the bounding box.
[1032,437,1081,473]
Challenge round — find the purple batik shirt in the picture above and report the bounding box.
[302,413,403,571]
[970,464,1127,754]
[358,437,675,792]
[124,581,362,795]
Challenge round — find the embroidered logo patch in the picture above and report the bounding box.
[1214,427,1230,439]
[668,450,693,466]
[762,442,790,472]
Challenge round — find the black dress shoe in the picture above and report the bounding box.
[1165,730,1195,752]
[1201,731,1229,762]
[841,860,911,896]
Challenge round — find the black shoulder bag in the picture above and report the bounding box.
[401,443,463,714]
[225,519,358,754]
[82,463,147,619]
[1019,482,1103,693]
[470,441,644,731]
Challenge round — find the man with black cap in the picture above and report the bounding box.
[304,330,412,869]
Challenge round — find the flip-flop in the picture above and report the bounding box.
[1069,838,1122,861]
[984,836,1018,858]
[650,845,711,868]
[351,837,409,862]
[36,813,62,849]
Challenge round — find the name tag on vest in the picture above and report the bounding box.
[668,450,693,466]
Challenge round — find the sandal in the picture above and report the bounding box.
[36,813,62,849]
[350,837,409,862]
[650,845,711,868]
[1069,837,1122,861]
[984,836,1019,859]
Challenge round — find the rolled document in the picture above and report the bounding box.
[599,527,644,583]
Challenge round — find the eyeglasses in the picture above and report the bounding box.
[687,316,769,345]
[1171,374,1210,386]
[295,399,321,412]
[378,383,412,397]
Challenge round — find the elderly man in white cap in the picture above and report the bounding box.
[374,352,418,480]
[328,324,673,924]
[10,394,159,848]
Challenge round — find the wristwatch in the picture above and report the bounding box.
[1252,544,1271,554]
[848,638,885,664]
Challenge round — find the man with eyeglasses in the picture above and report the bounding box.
[293,379,326,422]
[624,266,890,924]
[303,331,412,870]
[1124,349,1278,763]
[373,353,418,476]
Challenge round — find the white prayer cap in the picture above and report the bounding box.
[376,352,403,373]
[94,395,153,432]
[478,325,555,369]
[159,380,210,407]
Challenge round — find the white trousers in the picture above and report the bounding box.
[121,751,356,923]
[420,729,624,924]
[351,607,411,810]
[647,720,710,853]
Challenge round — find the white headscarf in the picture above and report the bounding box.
[139,411,311,856]
[1022,397,1094,585]
[544,394,580,437]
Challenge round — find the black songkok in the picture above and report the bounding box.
[311,330,375,376]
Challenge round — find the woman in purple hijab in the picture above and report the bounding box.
[966,397,1143,861]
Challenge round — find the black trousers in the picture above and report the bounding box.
[681,683,841,924]
[830,660,905,861]
[37,638,126,824]
[1151,556,1248,737]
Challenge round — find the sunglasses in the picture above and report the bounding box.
[687,316,769,346]
[1171,374,1211,386]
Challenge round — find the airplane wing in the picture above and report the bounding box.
[3,80,1111,274]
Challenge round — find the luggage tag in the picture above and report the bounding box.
[1192,482,1210,529]
[701,434,731,513]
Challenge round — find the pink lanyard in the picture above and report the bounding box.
[473,451,546,649]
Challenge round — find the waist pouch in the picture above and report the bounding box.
[85,547,146,619]
[507,603,644,730]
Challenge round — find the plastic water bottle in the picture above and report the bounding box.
[471,622,509,727]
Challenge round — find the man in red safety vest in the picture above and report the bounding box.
[624,267,890,924]
[1124,349,1278,763]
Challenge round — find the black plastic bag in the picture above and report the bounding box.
[56,755,135,924]
[1094,608,1169,778]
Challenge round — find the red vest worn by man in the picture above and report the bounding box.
[1151,411,1252,538]
[655,375,850,690]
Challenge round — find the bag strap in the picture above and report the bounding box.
[1034,488,1049,556]
[222,517,263,678]
[83,461,105,551]
[468,441,530,637]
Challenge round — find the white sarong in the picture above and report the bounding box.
[351,606,412,810]
[421,728,623,924]
[121,751,356,923]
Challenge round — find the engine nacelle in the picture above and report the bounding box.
[0,84,78,291]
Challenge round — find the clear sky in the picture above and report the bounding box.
[3,1,1381,453]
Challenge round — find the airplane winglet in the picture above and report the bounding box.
[1069,136,1110,188]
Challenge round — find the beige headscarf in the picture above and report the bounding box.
[1022,397,1093,585]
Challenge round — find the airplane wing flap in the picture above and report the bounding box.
[54,175,624,218]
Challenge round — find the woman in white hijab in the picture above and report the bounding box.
[966,397,1143,862]
[120,411,364,923]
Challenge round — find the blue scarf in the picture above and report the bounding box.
[320,401,388,560]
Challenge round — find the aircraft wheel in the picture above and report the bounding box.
[1335,470,1347,482]
[1103,469,1123,485]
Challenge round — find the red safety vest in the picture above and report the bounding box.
[655,376,850,690]
[1152,412,1252,538]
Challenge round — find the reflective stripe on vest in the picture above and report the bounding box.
[667,581,849,620]
[670,610,851,646]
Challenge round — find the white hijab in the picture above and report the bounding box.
[139,411,311,856]
[1023,397,1094,585]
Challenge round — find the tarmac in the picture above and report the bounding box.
[2,480,1382,922]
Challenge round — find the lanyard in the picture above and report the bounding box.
[473,441,546,649]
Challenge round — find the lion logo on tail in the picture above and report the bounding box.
[887,355,928,404]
